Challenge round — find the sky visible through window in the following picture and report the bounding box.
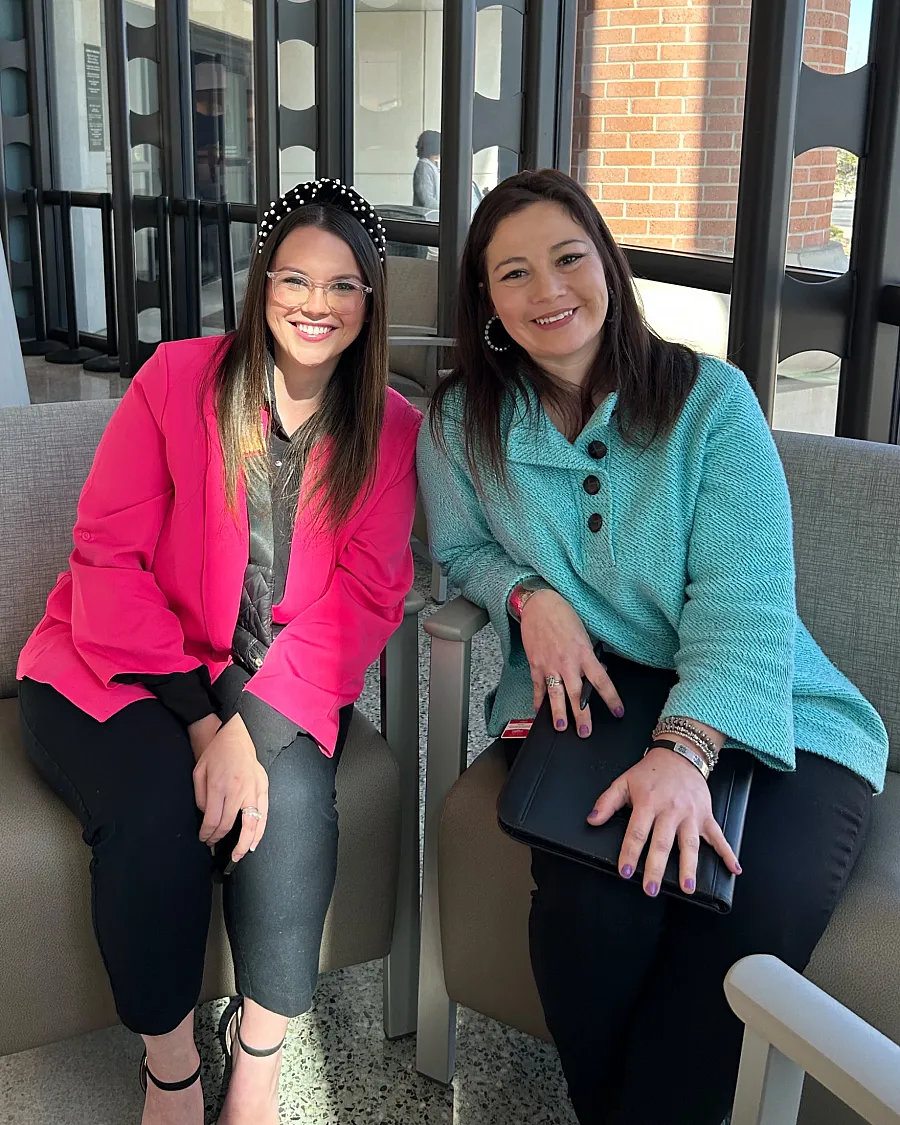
[845,0,873,71]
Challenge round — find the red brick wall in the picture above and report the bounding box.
[571,0,851,256]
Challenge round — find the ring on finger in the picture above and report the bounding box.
[545,675,564,690]
[241,806,262,821]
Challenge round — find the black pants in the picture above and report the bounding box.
[19,677,346,1035]
[501,740,872,1125]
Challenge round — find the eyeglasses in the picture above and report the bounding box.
[266,269,373,315]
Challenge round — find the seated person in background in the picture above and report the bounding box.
[18,179,421,1125]
[417,168,888,1125]
[413,129,442,213]
[413,129,485,218]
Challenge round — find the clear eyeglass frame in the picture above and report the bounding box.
[266,269,373,315]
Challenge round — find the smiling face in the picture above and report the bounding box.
[265,223,368,377]
[485,200,610,370]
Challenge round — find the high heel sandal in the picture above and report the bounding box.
[139,1050,202,1094]
[217,996,285,1093]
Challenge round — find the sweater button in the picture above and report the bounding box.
[588,513,603,533]
[79,530,92,542]
[583,475,601,496]
[588,440,608,459]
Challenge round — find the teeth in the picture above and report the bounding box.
[295,324,334,336]
[536,309,574,325]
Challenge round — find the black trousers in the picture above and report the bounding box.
[501,740,872,1125]
[19,677,346,1035]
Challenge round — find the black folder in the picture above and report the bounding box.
[497,652,753,913]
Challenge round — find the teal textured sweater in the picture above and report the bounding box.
[417,355,889,792]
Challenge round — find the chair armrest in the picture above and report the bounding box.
[422,596,491,803]
[404,590,427,617]
[725,955,900,1124]
[388,335,456,348]
[424,596,489,643]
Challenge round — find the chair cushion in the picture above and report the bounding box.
[438,741,550,1041]
[0,698,398,1055]
[775,431,900,768]
[804,771,900,1040]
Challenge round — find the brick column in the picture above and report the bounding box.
[571,0,851,256]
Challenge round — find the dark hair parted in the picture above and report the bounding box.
[429,169,699,488]
[205,202,388,529]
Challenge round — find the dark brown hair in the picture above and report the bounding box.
[205,203,387,529]
[430,168,699,487]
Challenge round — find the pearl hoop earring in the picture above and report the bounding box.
[484,315,510,353]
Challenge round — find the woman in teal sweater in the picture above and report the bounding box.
[417,170,888,1125]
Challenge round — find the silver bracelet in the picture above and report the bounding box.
[653,717,720,769]
[646,739,710,781]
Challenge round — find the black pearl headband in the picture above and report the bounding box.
[256,178,387,265]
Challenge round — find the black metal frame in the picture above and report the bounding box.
[726,0,806,419]
[522,0,576,172]
[317,0,353,182]
[437,2,477,339]
[253,0,278,209]
[838,0,900,443]
[104,0,138,378]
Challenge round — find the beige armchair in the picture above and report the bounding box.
[0,399,422,1057]
[415,431,900,1125]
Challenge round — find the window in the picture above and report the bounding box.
[571,0,752,255]
[355,0,443,218]
[570,0,869,260]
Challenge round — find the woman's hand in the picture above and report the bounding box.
[193,714,269,864]
[587,747,741,896]
[519,588,624,735]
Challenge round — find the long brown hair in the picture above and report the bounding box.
[430,169,699,488]
[205,203,388,529]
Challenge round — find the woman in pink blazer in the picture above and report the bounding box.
[17,179,421,1125]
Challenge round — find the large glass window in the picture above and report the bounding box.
[47,0,113,336]
[474,3,524,197]
[355,0,443,221]
[787,0,873,274]
[189,0,254,330]
[570,0,870,260]
[571,0,752,255]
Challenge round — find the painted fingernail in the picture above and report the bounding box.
[614,705,625,718]
[588,809,602,822]
[735,863,743,874]
[646,882,660,897]
[684,879,695,893]
[620,864,633,879]
[579,724,590,737]
[555,719,566,730]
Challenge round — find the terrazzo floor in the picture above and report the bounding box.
[0,555,578,1125]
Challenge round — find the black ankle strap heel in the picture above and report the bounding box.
[139,1051,202,1094]
[217,995,285,1095]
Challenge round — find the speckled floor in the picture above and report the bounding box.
[0,555,577,1125]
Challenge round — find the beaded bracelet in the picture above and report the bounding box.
[653,717,720,769]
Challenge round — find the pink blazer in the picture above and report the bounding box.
[17,336,422,754]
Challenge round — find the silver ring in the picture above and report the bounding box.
[545,676,564,690]
[241,806,262,821]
